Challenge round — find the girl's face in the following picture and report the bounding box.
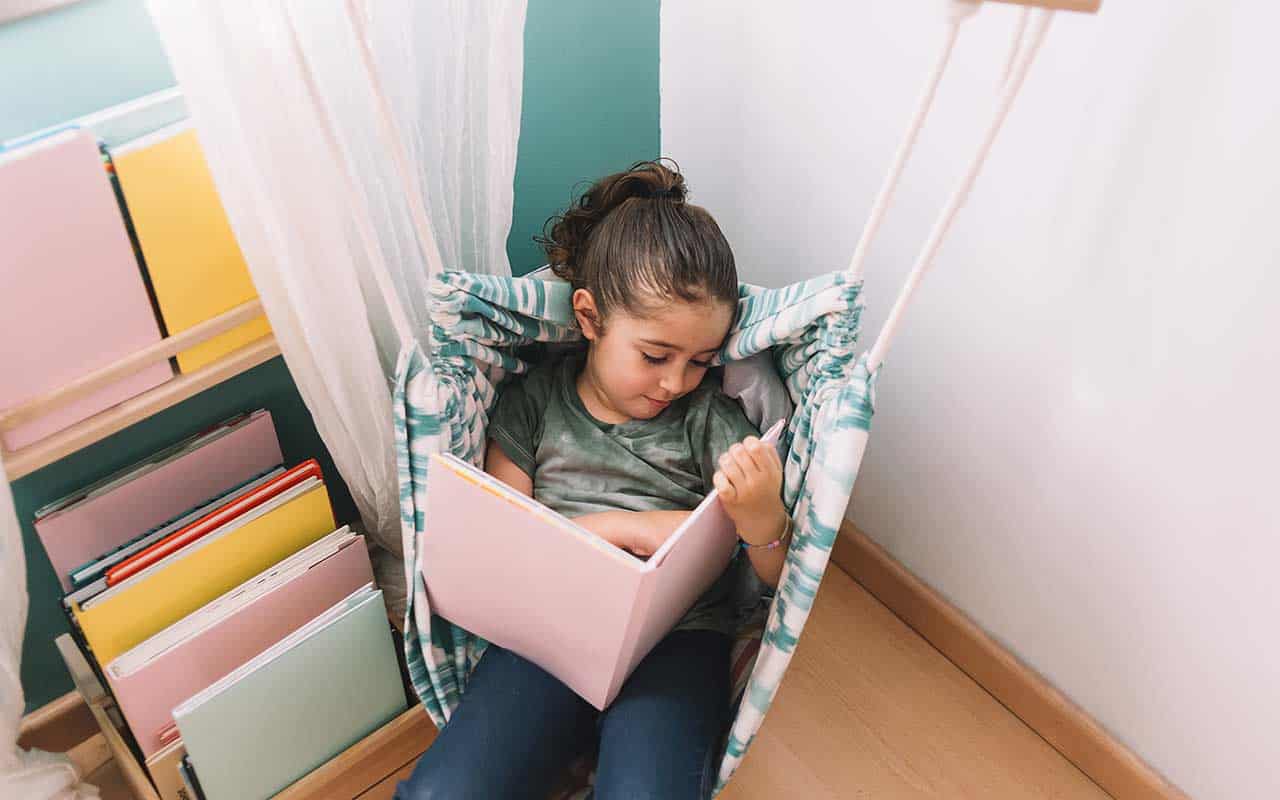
[573,290,734,423]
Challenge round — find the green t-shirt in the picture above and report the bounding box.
[489,350,771,637]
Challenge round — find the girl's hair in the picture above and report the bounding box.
[536,159,738,324]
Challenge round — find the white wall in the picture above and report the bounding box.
[662,3,1280,798]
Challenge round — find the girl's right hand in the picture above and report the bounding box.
[624,511,687,557]
[576,510,691,558]
[574,511,634,552]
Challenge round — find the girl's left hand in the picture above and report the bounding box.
[714,436,787,546]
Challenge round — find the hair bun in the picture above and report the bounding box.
[632,170,686,202]
[537,158,690,281]
[641,183,685,201]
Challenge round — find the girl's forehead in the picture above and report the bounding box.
[617,300,734,353]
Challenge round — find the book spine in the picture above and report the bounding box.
[605,574,658,708]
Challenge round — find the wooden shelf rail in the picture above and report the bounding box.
[0,299,280,481]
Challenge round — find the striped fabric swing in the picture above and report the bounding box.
[393,2,1062,794]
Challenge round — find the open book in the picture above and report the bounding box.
[420,419,785,709]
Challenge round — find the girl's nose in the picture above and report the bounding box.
[659,368,684,397]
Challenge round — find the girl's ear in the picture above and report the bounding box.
[572,288,603,340]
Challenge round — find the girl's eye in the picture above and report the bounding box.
[641,352,711,368]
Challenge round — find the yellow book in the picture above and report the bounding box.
[73,480,335,665]
[111,125,271,373]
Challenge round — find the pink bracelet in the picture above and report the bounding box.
[740,514,793,551]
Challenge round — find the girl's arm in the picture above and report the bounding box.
[714,437,788,588]
[486,440,689,557]
[484,439,533,496]
[575,510,691,557]
[735,508,788,589]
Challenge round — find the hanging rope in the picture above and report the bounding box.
[1001,6,1032,86]
[846,0,981,281]
[865,7,1055,373]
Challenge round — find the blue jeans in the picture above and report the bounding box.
[394,629,731,800]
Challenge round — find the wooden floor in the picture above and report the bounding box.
[92,565,1110,799]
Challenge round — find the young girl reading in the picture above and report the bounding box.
[395,160,791,800]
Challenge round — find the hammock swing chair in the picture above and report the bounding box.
[381,1,1089,795]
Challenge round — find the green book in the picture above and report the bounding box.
[172,586,406,800]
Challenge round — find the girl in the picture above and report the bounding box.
[395,160,791,800]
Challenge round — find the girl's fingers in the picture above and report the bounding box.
[765,445,783,477]
[718,451,747,487]
[736,439,767,473]
[713,471,737,502]
[737,439,782,487]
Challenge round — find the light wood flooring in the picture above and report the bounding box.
[90,564,1110,799]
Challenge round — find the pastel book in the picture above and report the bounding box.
[419,419,785,709]
[104,458,323,586]
[110,122,270,373]
[70,474,337,665]
[0,128,171,451]
[174,586,406,800]
[64,466,285,599]
[34,410,283,591]
[106,527,374,760]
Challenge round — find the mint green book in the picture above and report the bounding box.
[172,586,406,800]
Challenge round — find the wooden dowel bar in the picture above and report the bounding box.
[0,298,266,433]
[3,335,280,481]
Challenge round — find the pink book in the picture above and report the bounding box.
[0,129,172,451]
[420,420,785,709]
[104,528,373,759]
[34,410,283,590]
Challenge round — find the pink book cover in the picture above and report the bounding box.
[0,129,172,451]
[105,530,373,759]
[419,420,784,709]
[34,410,282,590]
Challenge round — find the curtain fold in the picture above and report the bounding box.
[142,0,527,616]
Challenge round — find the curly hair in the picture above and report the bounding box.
[535,159,738,324]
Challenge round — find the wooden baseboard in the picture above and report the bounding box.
[832,520,1188,800]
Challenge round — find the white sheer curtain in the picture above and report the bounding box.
[2,4,524,792]
[141,0,528,615]
[1,459,99,799]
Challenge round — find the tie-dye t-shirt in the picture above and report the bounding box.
[488,350,770,636]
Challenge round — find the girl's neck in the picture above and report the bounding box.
[576,350,632,424]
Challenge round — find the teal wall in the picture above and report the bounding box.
[8,0,660,713]
[509,0,661,273]
[0,0,176,141]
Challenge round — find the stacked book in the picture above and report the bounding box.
[36,410,406,800]
[0,92,270,453]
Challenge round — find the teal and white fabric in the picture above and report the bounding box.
[393,269,878,795]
